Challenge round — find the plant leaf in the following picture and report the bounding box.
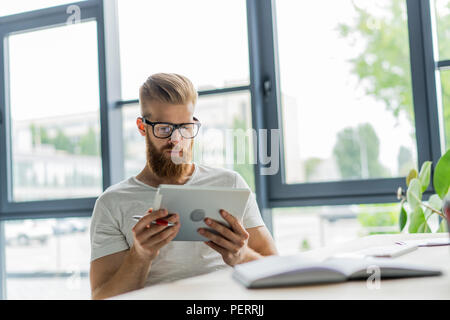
[406,169,418,187]
[417,221,431,233]
[399,204,407,231]
[424,194,443,219]
[408,207,425,233]
[437,219,448,233]
[434,149,450,199]
[418,161,432,193]
[428,194,443,210]
[407,178,422,212]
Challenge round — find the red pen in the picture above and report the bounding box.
[132,215,175,226]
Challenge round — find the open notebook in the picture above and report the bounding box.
[232,255,442,289]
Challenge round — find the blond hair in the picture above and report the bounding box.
[139,73,198,116]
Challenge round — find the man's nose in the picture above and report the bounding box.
[169,128,182,143]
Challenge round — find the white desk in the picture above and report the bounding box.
[112,233,450,300]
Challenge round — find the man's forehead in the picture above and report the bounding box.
[142,101,195,120]
[142,113,194,122]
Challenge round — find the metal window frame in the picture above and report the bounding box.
[407,0,443,165]
[437,60,450,70]
[246,0,278,232]
[247,0,442,210]
[0,0,123,221]
[116,85,252,108]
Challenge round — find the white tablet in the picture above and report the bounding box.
[153,184,251,241]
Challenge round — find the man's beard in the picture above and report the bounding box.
[145,133,193,180]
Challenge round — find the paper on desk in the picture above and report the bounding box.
[395,237,450,247]
[332,244,418,259]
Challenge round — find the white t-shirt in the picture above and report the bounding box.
[90,163,265,286]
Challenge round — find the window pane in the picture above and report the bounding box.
[434,0,450,60]
[122,91,255,191]
[440,70,450,151]
[117,0,249,100]
[4,217,91,299]
[195,92,255,191]
[276,0,418,184]
[273,203,403,256]
[0,0,84,16]
[8,21,102,202]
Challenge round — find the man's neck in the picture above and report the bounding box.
[135,163,195,188]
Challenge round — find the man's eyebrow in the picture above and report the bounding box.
[142,117,195,123]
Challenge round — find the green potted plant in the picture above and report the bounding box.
[396,149,450,233]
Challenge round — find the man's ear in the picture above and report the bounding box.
[136,117,146,136]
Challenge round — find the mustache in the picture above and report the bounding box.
[163,145,184,152]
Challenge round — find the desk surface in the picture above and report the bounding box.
[112,233,450,300]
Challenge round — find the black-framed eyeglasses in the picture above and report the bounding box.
[141,116,201,139]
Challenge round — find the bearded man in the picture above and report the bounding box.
[89,73,277,300]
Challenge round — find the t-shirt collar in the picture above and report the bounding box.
[131,162,198,189]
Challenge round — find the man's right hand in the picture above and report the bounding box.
[131,208,180,262]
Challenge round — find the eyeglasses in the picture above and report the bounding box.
[141,116,201,139]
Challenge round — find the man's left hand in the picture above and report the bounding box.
[197,209,260,266]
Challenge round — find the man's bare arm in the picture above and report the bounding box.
[90,209,180,299]
[247,225,278,256]
[90,247,153,300]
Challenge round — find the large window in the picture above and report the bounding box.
[276,0,418,184]
[0,1,105,299]
[262,0,444,208]
[8,21,102,202]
